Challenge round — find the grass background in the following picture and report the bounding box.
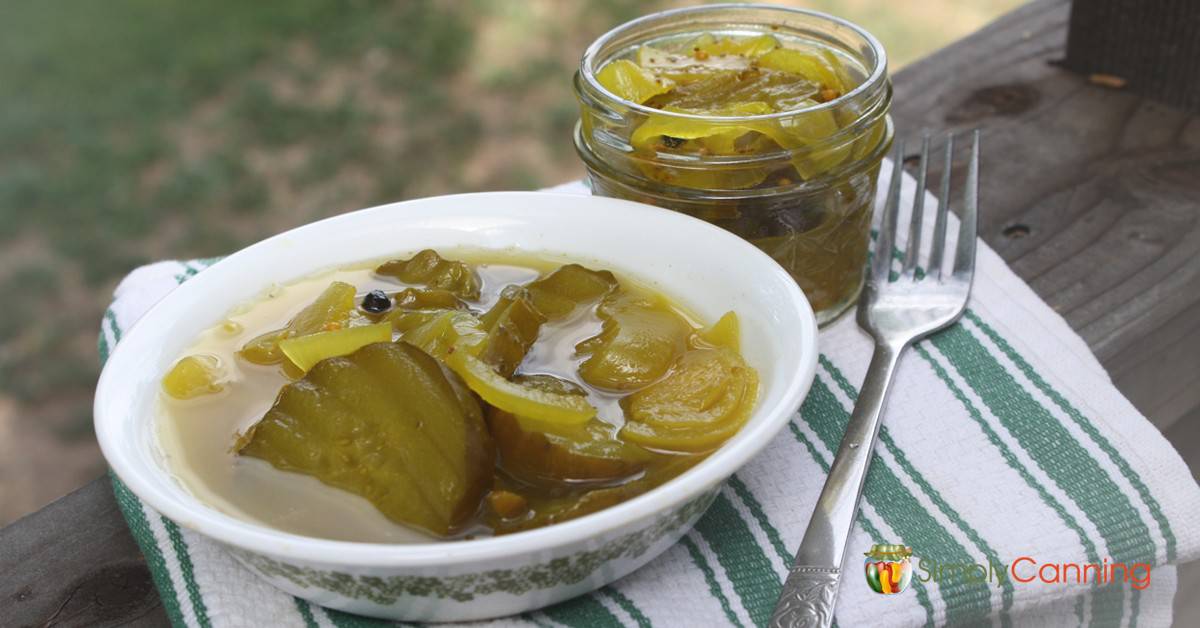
[0,0,1021,523]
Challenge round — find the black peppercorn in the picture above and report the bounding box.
[361,290,392,314]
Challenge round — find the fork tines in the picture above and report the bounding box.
[874,130,980,284]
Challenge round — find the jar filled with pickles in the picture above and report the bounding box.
[574,5,892,324]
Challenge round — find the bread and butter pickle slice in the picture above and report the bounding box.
[629,102,771,150]
[596,59,674,104]
[393,287,466,311]
[383,289,470,336]
[687,33,780,58]
[376,250,481,300]
[239,281,357,365]
[757,48,845,95]
[395,287,598,426]
[576,292,691,391]
[634,42,755,85]
[237,341,494,537]
[478,286,546,378]
[448,352,596,425]
[392,307,595,425]
[400,310,487,361]
[490,484,638,535]
[162,354,225,399]
[489,456,701,535]
[776,101,849,178]
[525,264,618,319]
[486,375,649,485]
[646,70,819,113]
[278,322,392,373]
[620,347,758,453]
[697,311,741,351]
[627,102,778,189]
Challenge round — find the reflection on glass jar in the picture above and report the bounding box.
[574,5,893,324]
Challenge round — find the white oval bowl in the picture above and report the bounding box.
[94,191,818,622]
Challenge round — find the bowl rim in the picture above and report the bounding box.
[94,191,818,568]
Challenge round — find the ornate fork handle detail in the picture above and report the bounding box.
[770,566,841,628]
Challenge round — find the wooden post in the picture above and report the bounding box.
[1064,0,1200,111]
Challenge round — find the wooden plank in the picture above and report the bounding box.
[0,477,165,627]
[1065,0,1200,111]
[1166,406,1200,623]
[1177,559,1200,628]
[889,0,1200,431]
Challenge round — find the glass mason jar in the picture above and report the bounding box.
[574,4,892,324]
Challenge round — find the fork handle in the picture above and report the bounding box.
[770,341,904,628]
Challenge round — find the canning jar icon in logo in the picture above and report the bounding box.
[865,544,913,594]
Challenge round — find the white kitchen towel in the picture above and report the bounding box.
[100,163,1200,627]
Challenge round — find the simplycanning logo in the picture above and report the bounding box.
[865,544,1153,594]
[864,544,913,594]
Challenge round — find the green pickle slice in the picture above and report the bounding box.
[239,281,357,366]
[237,341,494,537]
[577,292,691,391]
[757,48,844,94]
[400,310,487,361]
[488,456,703,535]
[478,286,546,378]
[487,375,649,485]
[376,249,481,300]
[398,299,598,427]
[393,287,466,311]
[525,264,617,319]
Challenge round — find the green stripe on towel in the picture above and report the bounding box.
[693,494,782,626]
[727,475,791,566]
[916,342,1130,626]
[110,475,189,627]
[162,517,213,628]
[802,376,992,625]
[601,588,652,628]
[931,325,1155,628]
[293,598,321,628]
[680,535,744,627]
[964,311,1176,563]
[543,592,625,628]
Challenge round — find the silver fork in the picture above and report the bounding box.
[769,130,980,628]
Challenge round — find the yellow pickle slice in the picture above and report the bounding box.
[620,347,759,453]
[162,354,225,399]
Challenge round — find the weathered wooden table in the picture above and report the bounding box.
[3,0,1197,625]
